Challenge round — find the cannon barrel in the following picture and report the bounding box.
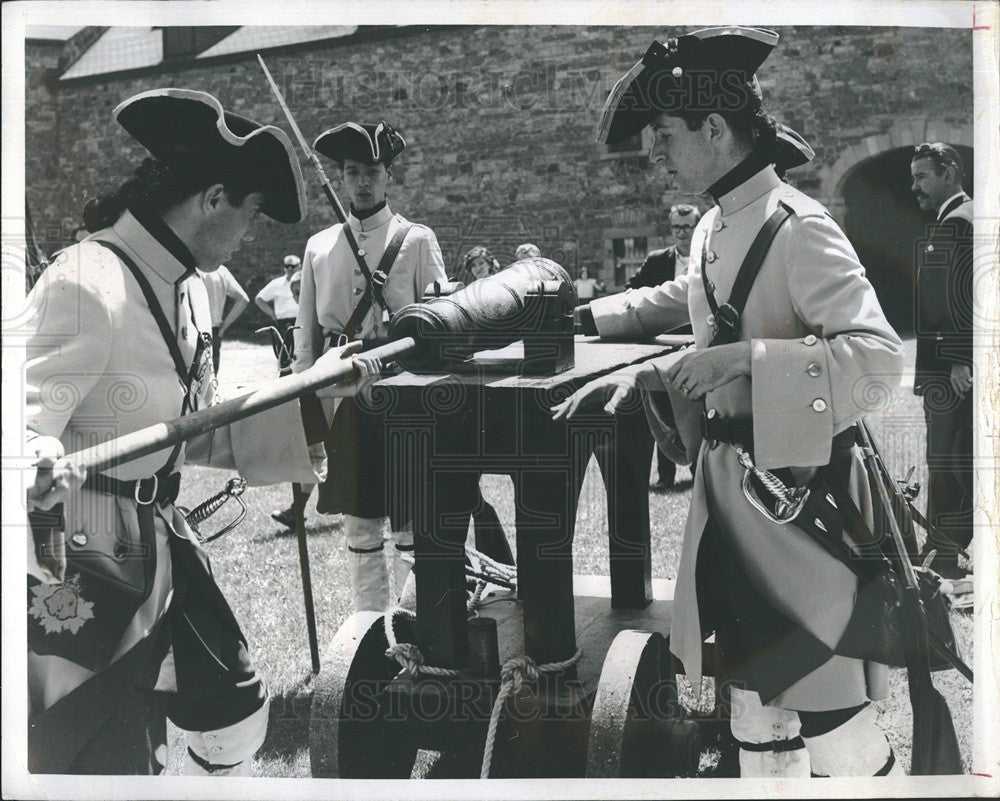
[389,257,576,372]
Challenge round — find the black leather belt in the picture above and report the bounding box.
[83,470,182,506]
[324,332,388,351]
[701,410,754,450]
[701,411,858,455]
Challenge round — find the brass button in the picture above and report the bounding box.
[706,251,717,263]
[357,248,367,257]
[925,244,934,253]
[713,218,725,232]
[71,532,88,547]
[812,398,828,412]
[707,408,717,419]
[706,314,716,327]
[353,287,363,296]
[807,362,822,377]
[706,281,716,293]
[114,543,129,559]
[804,334,817,346]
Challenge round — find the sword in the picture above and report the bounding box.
[257,54,387,317]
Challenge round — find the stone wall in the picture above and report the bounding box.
[24,25,973,334]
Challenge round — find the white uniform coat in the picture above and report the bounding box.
[590,166,904,710]
[25,210,318,714]
[293,203,447,375]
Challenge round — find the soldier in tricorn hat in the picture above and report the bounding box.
[292,121,447,612]
[555,27,905,777]
[24,88,376,775]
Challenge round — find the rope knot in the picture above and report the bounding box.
[385,641,424,678]
[500,655,539,695]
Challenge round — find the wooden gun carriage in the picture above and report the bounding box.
[307,260,704,779]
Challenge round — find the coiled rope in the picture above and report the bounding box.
[381,545,580,778]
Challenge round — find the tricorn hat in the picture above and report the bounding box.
[774,124,815,174]
[113,88,307,224]
[313,121,406,166]
[598,27,779,145]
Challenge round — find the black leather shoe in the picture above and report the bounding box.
[271,507,297,529]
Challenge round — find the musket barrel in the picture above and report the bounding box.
[67,337,416,473]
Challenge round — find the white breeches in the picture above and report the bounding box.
[730,687,810,778]
[182,700,269,775]
[802,703,903,777]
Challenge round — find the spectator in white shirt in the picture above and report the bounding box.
[573,266,605,301]
[255,254,302,372]
[198,263,249,371]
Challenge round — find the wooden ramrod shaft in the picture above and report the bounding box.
[66,337,417,473]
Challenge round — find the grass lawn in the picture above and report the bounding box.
[165,337,974,778]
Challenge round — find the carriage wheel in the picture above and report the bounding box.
[585,629,700,778]
[309,611,418,778]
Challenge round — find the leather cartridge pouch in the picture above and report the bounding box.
[28,487,156,673]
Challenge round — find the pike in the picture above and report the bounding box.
[256,54,388,316]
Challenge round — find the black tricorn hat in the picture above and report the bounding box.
[113,88,307,223]
[598,26,779,145]
[774,123,815,173]
[313,121,407,166]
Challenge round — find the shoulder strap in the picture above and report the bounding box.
[95,241,194,475]
[343,224,413,342]
[703,201,793,347]
[95,241,190,384]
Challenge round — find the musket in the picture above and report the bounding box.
[257,54,389,318]
[858,420,964,775]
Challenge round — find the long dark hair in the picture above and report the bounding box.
[82,157,255,232]
[453,245,499,286]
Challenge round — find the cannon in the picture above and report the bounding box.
[309,261,701,779]
[60,258,701,779]
[390,256,576,376]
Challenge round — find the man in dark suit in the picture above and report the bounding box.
[910,142,974,579]
[628,204,701,488]
[628,204,702,289]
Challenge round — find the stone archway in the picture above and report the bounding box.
[825,118,973,333]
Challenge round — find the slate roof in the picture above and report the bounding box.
[54,26,360,80]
